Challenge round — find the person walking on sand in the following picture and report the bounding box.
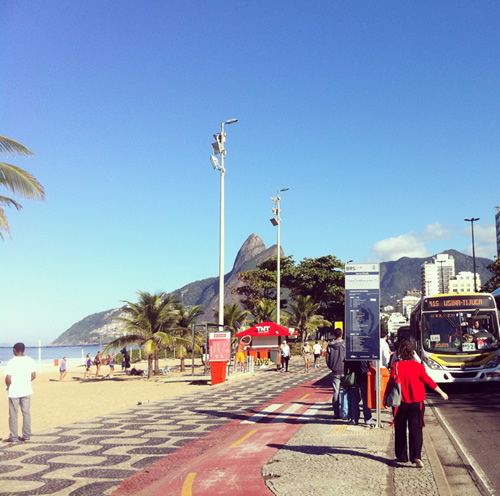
[94,351,102,378]
[59,357,67,381]
[383,340,448,468]
[325,328,346,419]
[108,353,116,378]
[83,353,92,380]
[302,341,313,373]
[4,342,36,443]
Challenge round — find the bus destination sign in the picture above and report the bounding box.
[423,295,495,312]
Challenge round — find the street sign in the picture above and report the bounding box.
[345,263,380,360]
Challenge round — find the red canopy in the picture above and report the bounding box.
[234,321,299,338]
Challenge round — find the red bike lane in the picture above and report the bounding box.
[114,377,332,496]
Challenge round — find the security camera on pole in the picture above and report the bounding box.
[210,119,238,329]
[270,188,289,325]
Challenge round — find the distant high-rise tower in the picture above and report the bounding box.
[421,253,455,296]
[496,207,500,257]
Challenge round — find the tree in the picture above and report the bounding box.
[0,135,45,238]
[282,295,331,344]
[283,255,345,325]
[251,299,276,323]
[233,255,295,315]
[105,291,179,378]
[213,302,250,335]
[482,257,500,293]
[173,303,204,372]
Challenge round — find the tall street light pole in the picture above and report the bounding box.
[270,188,289,324]
[211,118,238,328]
[464,217,480,292]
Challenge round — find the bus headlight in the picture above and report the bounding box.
[423,357,443,370]
[484,356,500,369]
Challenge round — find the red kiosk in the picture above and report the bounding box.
[234,321,299,367]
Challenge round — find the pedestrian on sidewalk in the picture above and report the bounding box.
[280,340,290,372]
[325,327,345,419]
[313,341,322,368]
[302,341,313,372]
[4,342,36,443]
[343,360,362,424]
[383,340,449,468]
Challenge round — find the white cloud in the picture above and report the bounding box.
[461,223,496,258]
[423,222,453,241]
[371,233,429,261]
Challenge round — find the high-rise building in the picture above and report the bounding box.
[448,271,481,294]
[401,289,422,317]
[421,253,455,296]
[496,207,500,257]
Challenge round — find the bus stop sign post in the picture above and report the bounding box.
[345,263,381,428]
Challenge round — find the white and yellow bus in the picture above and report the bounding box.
[410,293,500,383]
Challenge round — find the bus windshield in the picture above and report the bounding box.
[422,310,500,353]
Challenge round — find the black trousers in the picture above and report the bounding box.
[394,401,424,462]
[281,356,289,371]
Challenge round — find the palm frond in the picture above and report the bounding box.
[0,162,45,200]
[0,136,34,157]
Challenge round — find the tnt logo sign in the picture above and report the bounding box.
[256,326,270,333]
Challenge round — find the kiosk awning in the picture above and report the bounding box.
[234,321,299,338]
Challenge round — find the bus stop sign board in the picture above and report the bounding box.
[345,263,380,360]
[209,331,231,362]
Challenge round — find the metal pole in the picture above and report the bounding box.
[472,221,477,292]
[276,192,281,325]
[465,218,480,293]
[191,324,195,376]
[218,122,226,329]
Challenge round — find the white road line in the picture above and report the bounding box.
[270,403,303,422]
[296,402,329,423]
[242,404,283,424]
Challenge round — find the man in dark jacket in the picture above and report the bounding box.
[325,327,346,418]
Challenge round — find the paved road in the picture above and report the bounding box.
[428,380,500,495]
[0,364,323,496]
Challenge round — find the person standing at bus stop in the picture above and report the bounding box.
[383,340,448,468]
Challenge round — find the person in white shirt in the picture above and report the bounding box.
[313,341,322,368]
[4,342,36,443]
[380,329,392,369]
[280,340,291,372]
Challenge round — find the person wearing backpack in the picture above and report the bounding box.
[325,327,346,419]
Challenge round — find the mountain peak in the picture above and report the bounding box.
[231,234,266,273]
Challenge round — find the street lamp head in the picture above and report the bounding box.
[279,188,289,193]
[224,118,238,125]
[270,217,279,227]
[210,155,220,170]
[464,218,480,222]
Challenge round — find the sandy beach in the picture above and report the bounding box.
[1,358,210,440]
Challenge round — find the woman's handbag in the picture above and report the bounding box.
[386,362,402,407]
[340,371,356,389]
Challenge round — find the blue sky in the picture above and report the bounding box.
[1,1,499,345]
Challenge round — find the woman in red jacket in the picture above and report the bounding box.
[383,341,448,468]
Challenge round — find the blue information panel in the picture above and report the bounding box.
[345,263,380,360]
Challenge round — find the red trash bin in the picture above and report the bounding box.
[367,367,390,409]
[210,361,228,385]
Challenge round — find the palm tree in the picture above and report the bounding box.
[105,291,179,378]
[173,303,204,372]
[213,302,250,335]
[0,135,45,238]
[251,299,276,324]
[283,295,331,344]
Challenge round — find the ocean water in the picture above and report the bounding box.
[0,345,103,368]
